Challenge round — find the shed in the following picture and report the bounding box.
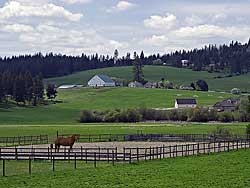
[88,75,115,87]
[175,98,197,109]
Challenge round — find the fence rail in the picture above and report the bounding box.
[60,133,250,143]
[1,133,250,147]
[0,135,49,147]
[1,139,250,176]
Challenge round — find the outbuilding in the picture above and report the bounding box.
[175,98,197,109]
[88,75,116,87]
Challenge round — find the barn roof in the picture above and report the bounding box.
[176,98,197,105]
[97,75,114,83]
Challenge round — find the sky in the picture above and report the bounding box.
[0,0,250,57]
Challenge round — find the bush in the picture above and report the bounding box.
[218,112,234,122]
[79,110,101,123]
[212,126,232,140]
[188,107,209,122]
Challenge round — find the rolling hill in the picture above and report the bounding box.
[46,66,250,92]
[0,87,233,125]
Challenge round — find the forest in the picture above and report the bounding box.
[0,40,250,79]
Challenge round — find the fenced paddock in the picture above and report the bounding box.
[1,139,250,176]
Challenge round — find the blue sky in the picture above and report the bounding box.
[0,0,250,57]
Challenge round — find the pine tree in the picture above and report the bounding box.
[133,56,145,83]
[32,74,44,106]
[24,71,33,103]
[0,73,4,102]
[13,74,25,104]
[46,84,57,101]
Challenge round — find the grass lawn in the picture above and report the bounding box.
[1,149,250,187]
[0,87,233,125]
[46,65,250,92]
[0,123,247,137]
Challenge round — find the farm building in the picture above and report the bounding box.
[88,75,116,87]
[213,98,240,112]
[175,98,197,109]
[128,81,143,88]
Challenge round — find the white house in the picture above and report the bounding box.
[175,98,197,109]
[128,81,143,88]
[88,75,116,87]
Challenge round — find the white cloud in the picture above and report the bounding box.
[185,15,204,26]
[1,23,34,33]
[107,1,136,12]
[0,1,83,22]
[144,13,177,30]
[60,0,92,4]
[142,35,169,47]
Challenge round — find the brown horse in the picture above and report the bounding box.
[55,134,80,152]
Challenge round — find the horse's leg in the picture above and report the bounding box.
[57,145,60,152]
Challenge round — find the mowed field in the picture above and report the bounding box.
[1,149,250,188]
[0,87,233,125]
[46,66,250,92]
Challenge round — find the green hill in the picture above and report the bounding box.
[46,66,250,92]
[0,87,233,125]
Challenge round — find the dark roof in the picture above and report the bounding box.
[97,75,114,83]
[176,98,197,105]
[213,98,240,108]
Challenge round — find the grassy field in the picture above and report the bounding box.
[0,123,247,137]
[1,149,250,187]
[0,87,233,125]
[46,66,250,92]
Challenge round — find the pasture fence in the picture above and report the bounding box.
[0,135,49,147]
[1,139,250,176]
[59,133,250,143]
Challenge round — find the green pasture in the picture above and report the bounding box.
[0,87,233,125]
[0,123,247,137]
[1,149,250,187]
[46,65,250,92]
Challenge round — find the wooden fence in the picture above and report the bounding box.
[0,135,49,147]
[1,139,250,176]
[59,133,249,143]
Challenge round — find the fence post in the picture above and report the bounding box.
[123,148,126,163]
[29,157,31,175]
[85,149,87,163]
[237,140,239,150]
[94,152,97,168]
[197,143,200,155]
[52,157,55,172]
[15,147,18,160]
[163,145,165,158]
[228,141,230,152]
[0,148,1,160]
[107,149,110,163]
[74,153,77,169]
[149,147,152,160]
[136,148,139,162]
[112,150,115,166]
[170,146,172,158]
[2,159,5,177]
[81,146,83,160]
[129,149,132,164]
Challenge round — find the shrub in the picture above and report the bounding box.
[188,107,209,122]
[212,126,232,140]
[79,110,100,123]
[218,112,234,122]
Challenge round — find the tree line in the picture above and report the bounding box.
[0,40,250,79]
[0,71,49,105]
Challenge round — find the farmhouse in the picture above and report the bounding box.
[175,98,197,109]
[88,75,116,87]
[213,98,240,112]
[128,81,143,88]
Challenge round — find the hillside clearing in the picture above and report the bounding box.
[46,66,250,92]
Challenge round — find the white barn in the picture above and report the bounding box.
[175,98,197,109]
[88,75,115,87]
